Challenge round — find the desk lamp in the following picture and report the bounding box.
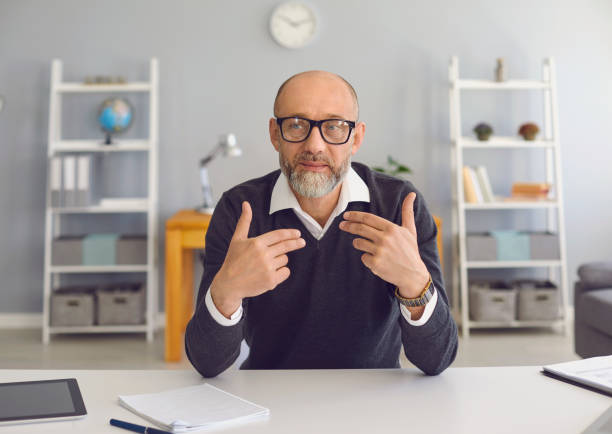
[198,133,242,213]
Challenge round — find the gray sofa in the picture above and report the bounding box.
[575,262,612,358]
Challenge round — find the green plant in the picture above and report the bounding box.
[473,122,493,140]
[372,155,412,177]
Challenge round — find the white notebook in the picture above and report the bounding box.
[118,384,270,433]
[542,355,612,396]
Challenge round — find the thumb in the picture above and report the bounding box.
[232,201,252,241]
[401,192,417,235]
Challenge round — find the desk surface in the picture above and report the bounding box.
[0,367,608,433]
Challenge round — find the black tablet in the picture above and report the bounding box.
[0,378,87,426]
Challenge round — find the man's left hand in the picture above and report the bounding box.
[339,192,430,299]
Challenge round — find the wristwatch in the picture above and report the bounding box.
[394,275,435,307]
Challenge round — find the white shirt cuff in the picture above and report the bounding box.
[399,286,438,326]
[205,287,243,326]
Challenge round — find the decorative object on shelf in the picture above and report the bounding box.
[372,155,412,178]
[198,133,242,213]
[269,1,317,49]
[97,97,134,145]
[510,182,551,199]
[495,58,506,82]
[518,122,540,140]
[84,75,127,85]
[473,122,493,141]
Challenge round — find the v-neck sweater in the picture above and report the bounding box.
[185,162,458,377]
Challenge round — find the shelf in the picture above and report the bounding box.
[50,265,148,274]
[454,79,550,90]
[458,136,555,149]
[468,319,563,329]
[50,140,151,153]
[49,325,148,334]
[465,260,562,269]
[50,200,149,214]
[54,82,151,93]
[463,200,558,209]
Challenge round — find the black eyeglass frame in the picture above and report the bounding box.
[275,116,356,145]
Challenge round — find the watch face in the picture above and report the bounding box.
[269,2,317,49]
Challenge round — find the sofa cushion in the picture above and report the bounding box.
[581,288,612,337]
[578,262,612,290]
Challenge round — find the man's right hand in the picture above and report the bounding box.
[210,201,306,318]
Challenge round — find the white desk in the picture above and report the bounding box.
[0,367,609,433]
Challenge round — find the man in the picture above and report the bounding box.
[185,71,458,377]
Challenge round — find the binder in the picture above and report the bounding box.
[63,155,77,207]
[462,166,478,203]
[475,166,495,202]
[76,155,91,206]
[49,156,63,207]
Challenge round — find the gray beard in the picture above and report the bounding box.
[280,151,351,198]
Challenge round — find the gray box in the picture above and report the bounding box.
[97,283,145,325]
[529,232,560,260]
[469,281,516,322]
[116,235,147,265]
[466,233,497,261]
[515,279,560,321]
[52,236,83,266]
[50,287,95,326]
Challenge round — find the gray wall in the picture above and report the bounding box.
[0,0,610,313]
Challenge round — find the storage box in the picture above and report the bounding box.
[116,235,147,265]
[82,233,119,265]
[50,287,95,326]
[529,232,560,260]
[469,281,516,322]
[97,283,145,325]
[466,233,497,261]
[491,230,530,261]
[51,236,83,266]
[514,279,560,321]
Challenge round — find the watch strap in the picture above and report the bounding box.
[394,275,435,307]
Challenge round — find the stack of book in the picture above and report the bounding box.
[462,166,495,203]
[510,182,551,200]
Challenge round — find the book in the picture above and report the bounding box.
[462,166,479,203]
[542,355,612,397]
[62,155,77,207]
[468,167,484,203]
[76,155,91,207]
[49,156,63,207]
[118,383,270,433]
[475,166,494,202]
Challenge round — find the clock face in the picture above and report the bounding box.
[269,2,317,49]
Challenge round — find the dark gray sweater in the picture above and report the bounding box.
[185,162,458,377]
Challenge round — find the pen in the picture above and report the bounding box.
[110,418,173,434]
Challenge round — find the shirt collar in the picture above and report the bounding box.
[269,166,370,215]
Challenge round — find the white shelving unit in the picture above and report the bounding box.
[449,56,570,338]
[42,58,159,343]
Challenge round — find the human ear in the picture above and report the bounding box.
[269,117,280,152]
[351,121,366,155]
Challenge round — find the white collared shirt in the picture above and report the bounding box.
[205,167,438,326]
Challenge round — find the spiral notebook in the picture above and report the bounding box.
[118,384,269,433]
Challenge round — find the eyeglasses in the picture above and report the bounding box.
[276,116,356,145]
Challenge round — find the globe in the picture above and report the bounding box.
[97,97,133,144]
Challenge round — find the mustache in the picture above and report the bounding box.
[294,152,333,167]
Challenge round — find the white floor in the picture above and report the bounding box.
[0,325,579,370]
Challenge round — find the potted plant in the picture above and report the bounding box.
[473,123,493,141]
[518,122,540,141]
[372,155,412,178]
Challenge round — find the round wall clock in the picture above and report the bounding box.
[269,2,317,49]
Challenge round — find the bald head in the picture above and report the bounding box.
[273,71,359,120]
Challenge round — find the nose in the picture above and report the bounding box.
[301,124,327,154]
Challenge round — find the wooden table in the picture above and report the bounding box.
[165,209,211,362]
[164,210,442,362]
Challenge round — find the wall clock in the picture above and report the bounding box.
[269,2,317,49]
